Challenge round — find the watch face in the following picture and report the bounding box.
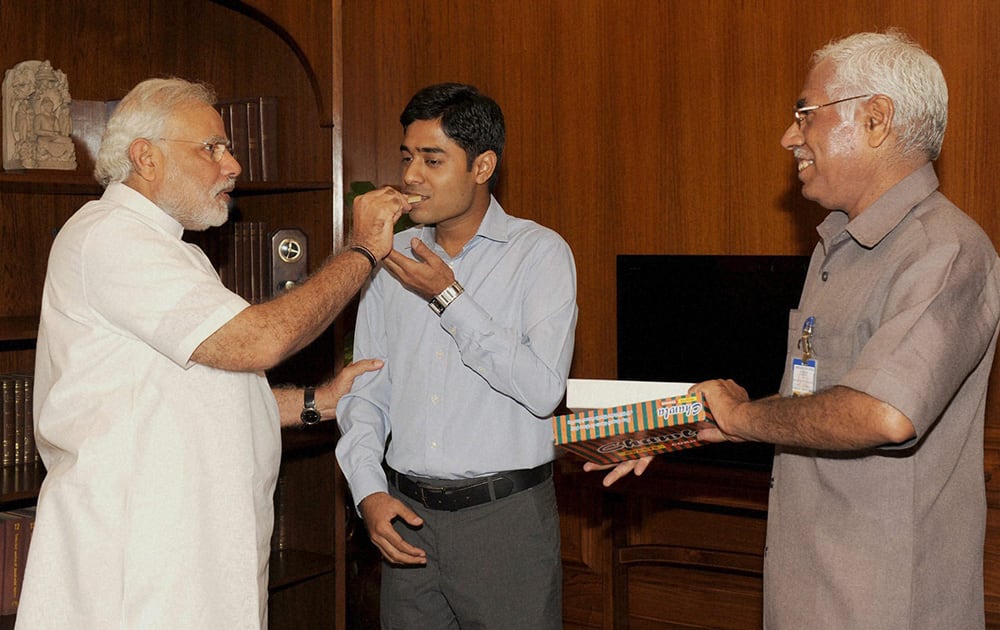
[300,409,322,425]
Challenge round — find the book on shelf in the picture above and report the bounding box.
[69,99,123,173]
[0,509,34,615]
[187,221,272,304]
[215,96,278,182]
[224,101,250,183]
[21,377,34,465]
[257,97,278,182]
[73,96,279,183]
[245,100,261,182]
[12,379,23,467]
[1,378,13,467]
[0,374,37,467]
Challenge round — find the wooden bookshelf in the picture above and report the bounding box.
[0,319,37,344]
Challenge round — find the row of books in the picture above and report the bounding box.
[216,97,278,183]
[0,507,35,615]
[70,95,278,182]
[0,375,36,467]
[189,221,272,304]
[68,99,120,171]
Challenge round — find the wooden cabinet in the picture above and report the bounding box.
[0,1,346,628]
[556,457,771,630]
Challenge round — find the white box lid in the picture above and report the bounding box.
[566,379,693,413]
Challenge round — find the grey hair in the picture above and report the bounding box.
[94,78,217,187]
[813,29,947,161]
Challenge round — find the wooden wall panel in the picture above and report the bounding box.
[0,1,150,101]
[342,0,1000,380]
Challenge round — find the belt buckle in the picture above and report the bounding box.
[416,483,445,509]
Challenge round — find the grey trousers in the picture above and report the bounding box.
[380,477,562,630]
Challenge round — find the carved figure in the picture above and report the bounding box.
[3,60,77,170]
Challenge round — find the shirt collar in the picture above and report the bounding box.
[103,182,186,239]
[418,195,511,253]
[817,162,939,250]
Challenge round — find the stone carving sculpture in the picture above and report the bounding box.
[3,60,77,171]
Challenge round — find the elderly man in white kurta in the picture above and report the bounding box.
[16,78,404,629]
[21,183,280,628]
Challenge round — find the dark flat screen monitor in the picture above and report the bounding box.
[616,254,811,469]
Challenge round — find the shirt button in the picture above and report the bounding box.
[431,441,438,449]
[435,349,444,359]
[821,271,829,281]
[431,394,441,404]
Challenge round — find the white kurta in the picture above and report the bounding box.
[17,183,281,629]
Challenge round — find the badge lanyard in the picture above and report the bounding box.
[791,316,817,396]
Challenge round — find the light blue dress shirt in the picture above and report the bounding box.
[336,196,578,506]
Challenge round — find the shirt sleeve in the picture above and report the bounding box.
[80,213,248,367]
[335,277,393,508]
[840,240,1000,437]
[439,232,578,417]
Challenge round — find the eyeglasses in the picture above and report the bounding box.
[793,94,872,127]
[157,138,234,162]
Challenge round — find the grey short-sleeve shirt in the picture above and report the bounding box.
[765,163,1000,629]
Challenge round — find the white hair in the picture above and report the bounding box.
[813,29,947,161]
[94,78,216,186]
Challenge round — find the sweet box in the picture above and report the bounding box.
[552,379,715,464]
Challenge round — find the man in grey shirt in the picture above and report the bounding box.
[597,30,1000,629]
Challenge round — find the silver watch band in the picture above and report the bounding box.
[428,281,464,316]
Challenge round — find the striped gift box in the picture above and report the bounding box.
[551,393,715,464]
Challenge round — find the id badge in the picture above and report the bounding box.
[791,357,817,396]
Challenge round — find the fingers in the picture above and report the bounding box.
[361,493,427,565]
[349,187,410,259]
[631,456,653,477]
[395,500,425,528]
[341,358,384,378]
[317,359,384,418]
[410,237,432,261]
[583,456,655,487]
[409,238,450,275]
[381,243,454,299]
[372,530,428,565]
[381,249,409,278]
[600,461,637,487]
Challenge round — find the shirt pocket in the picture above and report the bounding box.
[782,309,855,395]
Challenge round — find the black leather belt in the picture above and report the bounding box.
[387,463,553,512]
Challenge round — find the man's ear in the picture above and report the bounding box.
[129,138,159,181]
[864,95,894,148]
[472,150,497,185]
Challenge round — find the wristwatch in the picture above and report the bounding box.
[428,281,464,316]
[300,387,321,425]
